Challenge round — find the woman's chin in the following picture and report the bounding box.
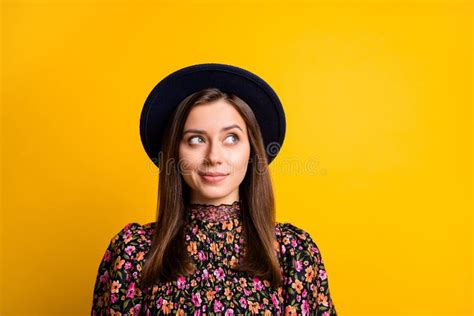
[194,189,233,201]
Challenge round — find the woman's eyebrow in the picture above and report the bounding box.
[183,124,243,135]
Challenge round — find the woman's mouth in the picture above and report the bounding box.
[199,172,229,184]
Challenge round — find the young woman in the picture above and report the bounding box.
[91,64,337,315]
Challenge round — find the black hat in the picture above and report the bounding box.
[139,63,286,168]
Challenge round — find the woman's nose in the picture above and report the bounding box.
[205,141,223,165]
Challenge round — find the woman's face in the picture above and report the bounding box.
[178,99,251,205]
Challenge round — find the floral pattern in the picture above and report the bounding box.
[91,201,337,315]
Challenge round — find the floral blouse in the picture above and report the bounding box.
[91,201,337,315]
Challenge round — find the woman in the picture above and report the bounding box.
[91,64,337,315]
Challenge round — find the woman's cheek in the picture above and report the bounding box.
[232,156,249,175]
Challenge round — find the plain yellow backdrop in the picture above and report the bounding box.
[1,0,472,314]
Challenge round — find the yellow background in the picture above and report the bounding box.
[1,0,472,314]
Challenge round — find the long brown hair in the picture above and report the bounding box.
[140,87,283,289]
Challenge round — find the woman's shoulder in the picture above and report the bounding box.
[92,223,156,312]
[273,222,337,315]
[274,221,322,257]
[107,222,155,256]
[113,221,154,239]
[275,221,312,241]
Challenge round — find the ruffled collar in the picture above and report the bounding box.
[186,200,241,223]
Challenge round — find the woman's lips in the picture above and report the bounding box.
[199,173,229,184]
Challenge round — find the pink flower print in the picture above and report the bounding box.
[198,250,206,261]
[271,294,279,307]
[191,292,202,307]
[213,268,225,281]
[302,289,308,298]
[177,276,186,289]
[302,300,310,316]
[126,282,135,298]
[224,308,235,316]
[193,310,201,316]
[104,250,111,262]
[291,239,297,247]
[244,288,251,296]
[133,304,142,314]
[213,300,224,313]
[239,297,247,308]
[314,245,320,254]
[322,312,330,316]
[125,245,136,256]
[124,261,132,270]
[252,277,263,291]
[156,297,163,309]
[202,269,209,280]
[281,245,286,254]
[319,269,327,280]
[110,293,118,303]
[294,260,303,272]
[99,271,109,284]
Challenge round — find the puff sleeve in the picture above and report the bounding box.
[91,223,147,315]
[278,223,337,316]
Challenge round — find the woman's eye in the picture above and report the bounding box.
[188,134,239,145]
[188,136,204,145]
[225,134,239,144]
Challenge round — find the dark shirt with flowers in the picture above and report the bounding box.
[91,201,337,315]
